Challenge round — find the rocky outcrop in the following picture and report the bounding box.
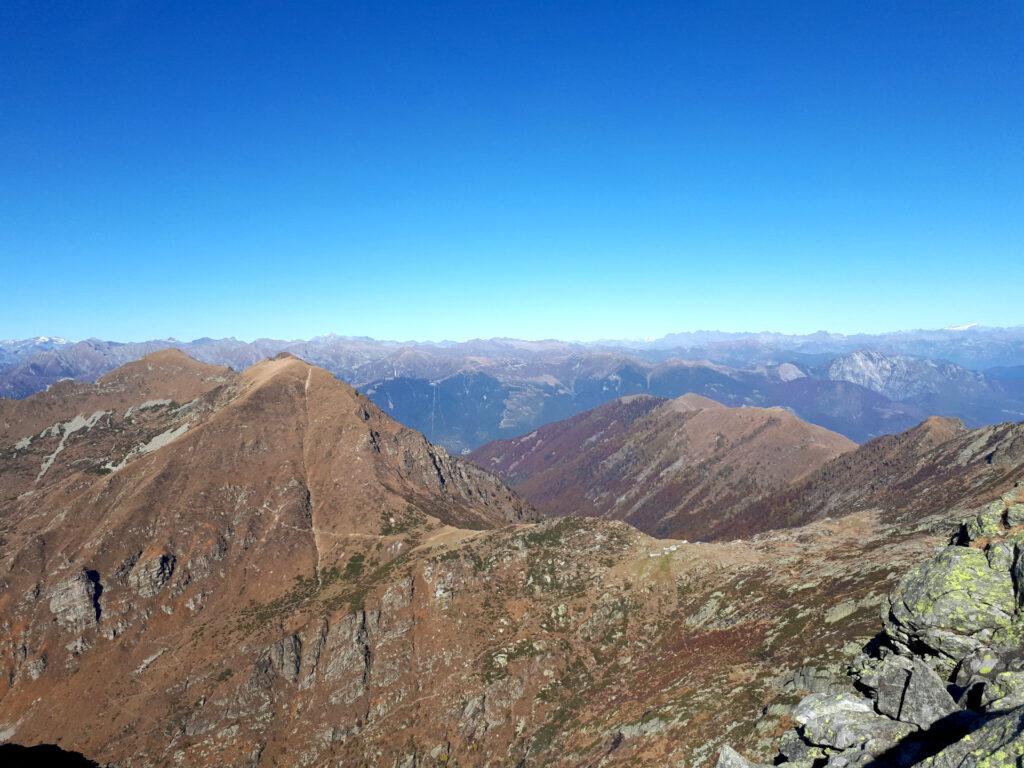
[48,570,101,630]
[127,549,176,597]
[866,656,957,728]
[716,484,1024,768]
[388,427,538,527]
[266,634,302,684]
[921,707,1024,768]
[883,545,1016,663]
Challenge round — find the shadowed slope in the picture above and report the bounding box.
[728,415,1024,538]
[471,393,855,539]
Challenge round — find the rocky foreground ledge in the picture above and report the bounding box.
[718,485,1024,768]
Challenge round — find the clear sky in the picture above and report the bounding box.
[2,1,1022,342]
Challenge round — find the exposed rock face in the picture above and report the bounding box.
[716,487,1024,768]
[48,571,101,630]
[828,350,984,401]
[127,549,176,597]
[827,349,1024,427]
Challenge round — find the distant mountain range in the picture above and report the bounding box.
[3,327,1024,451]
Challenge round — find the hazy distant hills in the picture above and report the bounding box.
[637,325,1024,368]
[3,327,1024,451]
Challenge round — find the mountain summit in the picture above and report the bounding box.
[470,393,855,539]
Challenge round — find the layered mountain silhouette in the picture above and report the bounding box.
[3,350,1024,766]
[5,334,1024,451]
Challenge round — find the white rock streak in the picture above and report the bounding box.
[36,411,108,482]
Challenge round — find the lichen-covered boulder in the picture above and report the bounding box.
[884,547,1016,661]
[918,705,1024,768]
[959,503,1008,545]
[778,729,825,765]
[782,665,850,696]
[955,647,1002,688]
[804,709,912,752]
[794,693,913,751]
[1002,484,1024,508]
[980,672,1024,714]
[987,540,1017,572]
[794,693,874,724]
[1006,504,1024,528]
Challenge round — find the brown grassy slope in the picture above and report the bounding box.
[716,415,1024,539]
[0,348,233,443]
[471,393,855,539]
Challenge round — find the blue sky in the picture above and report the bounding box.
[2,1,1022,342]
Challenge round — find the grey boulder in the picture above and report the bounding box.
[919,705,1024,768]
[979,672,1024,714]
[883,547,1015,661]
[875,656,957,729]
[794,693,913,751]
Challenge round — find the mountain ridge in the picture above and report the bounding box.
[9,335,1023,455]
[4,353,1024,766]
[470,393,856,539]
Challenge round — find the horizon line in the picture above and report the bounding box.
[7,322,1024,348]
